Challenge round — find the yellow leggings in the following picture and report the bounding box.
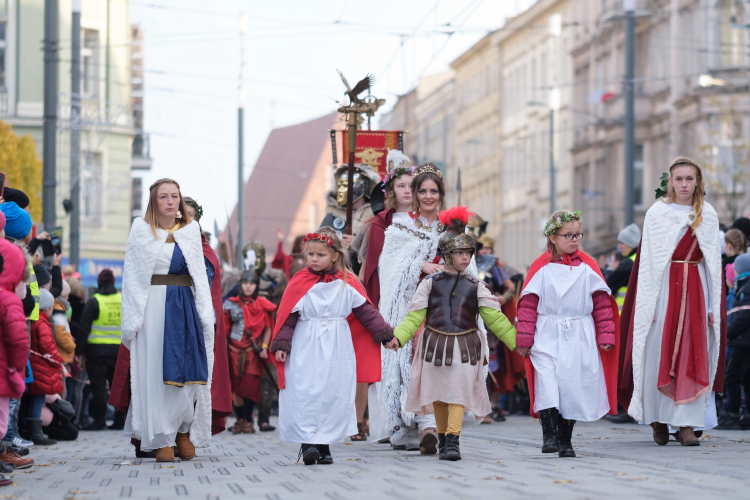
[433,401,464,436]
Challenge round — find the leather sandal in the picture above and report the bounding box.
[175,432,195,460]
[651,422,670,446]
[350,423,368,441]
[155,446,174,462]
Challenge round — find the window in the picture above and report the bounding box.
[634,144,644,206]
[0,21,6,89]
[82,30,99,97]
[131,177,142,213]
[82,153,103,224]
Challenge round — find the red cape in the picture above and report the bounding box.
[363,209,393,308]
[617,241,727,410]
[522,251,620,418]
[271,267,382,390]
[109,237,233,436]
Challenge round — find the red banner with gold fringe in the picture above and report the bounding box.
[334,130,402,176]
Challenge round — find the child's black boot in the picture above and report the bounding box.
[299,444,320,465]
[538,408,559,453]
[438,433,446,460]
[444,434,461,461]
[557,414,576,458]
[316,445,333,465]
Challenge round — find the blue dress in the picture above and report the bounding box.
[162,244,209,386]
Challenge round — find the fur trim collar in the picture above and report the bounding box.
[628,201,721,421]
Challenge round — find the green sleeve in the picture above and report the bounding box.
[393,309,427,347]
[479,306,517,351]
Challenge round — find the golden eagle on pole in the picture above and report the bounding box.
[338,70,375,106]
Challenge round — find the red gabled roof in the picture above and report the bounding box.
[221,112,339,260]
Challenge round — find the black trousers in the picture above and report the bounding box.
[86,345,120,420]
[724,346,750,414]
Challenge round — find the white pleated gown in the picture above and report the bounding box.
[524,263,611,421]
[279,280,366,444]
[124,243,199,451]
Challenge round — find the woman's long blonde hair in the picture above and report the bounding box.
[664,156,705,233]
[308,227,357,291]
[144,178,192,237]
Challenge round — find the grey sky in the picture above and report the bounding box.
[130,0,535,236]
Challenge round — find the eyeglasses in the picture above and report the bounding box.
[560,233,584,241]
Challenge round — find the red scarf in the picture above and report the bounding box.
[271,267,381,389]
[228,296,276,338]
[658,230,710,404]
[521,250,620,418]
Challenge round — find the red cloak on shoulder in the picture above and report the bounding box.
[109,236,233,436]
[363,209,393,307]
[271,267,382,390]
[522,251,620,418]
[617,240,727,410]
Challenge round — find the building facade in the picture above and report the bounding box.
[497,0,573,269]
[0,0,134,283]
[130,23,152,222]
[571,0,750,255]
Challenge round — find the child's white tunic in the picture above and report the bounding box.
[279,280,366,444]
[523,263,611,421]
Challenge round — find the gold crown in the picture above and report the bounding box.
[413,163,443,179]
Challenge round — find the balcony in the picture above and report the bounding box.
[131,132,153,171]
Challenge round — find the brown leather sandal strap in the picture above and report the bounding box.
[468,332,478,365]
[458,335,469,363]
[424,331,438,363]
[445,335,455,366]
[434,334,448,367]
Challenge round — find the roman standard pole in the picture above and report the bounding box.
[623,0,636,225]
[42,0,59,231]
[70,0,81,268]
[345,112,358,235]
[237,12,247,268]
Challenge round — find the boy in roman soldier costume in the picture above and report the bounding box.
[223,271,276,434]
[388,206,517,461]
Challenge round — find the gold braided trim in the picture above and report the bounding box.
[670,260,700,264]
[392,223,433,240]
[163,380,208,387]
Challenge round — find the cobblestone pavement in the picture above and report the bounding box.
[9,416,750,500]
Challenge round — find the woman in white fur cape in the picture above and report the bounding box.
[619,157,727,447]
[121,179,215,462]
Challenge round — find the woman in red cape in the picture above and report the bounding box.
[109,207,232,456]
[269,229,394,466]
[516,210,619,458]
[617,157,726,447]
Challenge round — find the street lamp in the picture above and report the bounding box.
[528,89,560,214]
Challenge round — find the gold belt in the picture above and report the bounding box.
[151,274,193,286]
[670,260,700,264]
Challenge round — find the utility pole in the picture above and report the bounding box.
[42,0,59,231]
[549,107,555,214]
[70,0,81,268]
[623,0,636,226]
[237,12,247,268]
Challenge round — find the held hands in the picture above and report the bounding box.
[708,313,714,327]
[275,351,287,363]
[599,344,613,352]
[384,338,400,351]
[515,347,530,358]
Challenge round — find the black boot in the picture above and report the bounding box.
[108,411,126,430]
[444,434,461,461]
[557,414,576,458]
[27,419,57,446]
[84,417,107,431]
[717,413,744,430]
[538,408,559,453]
[316,445,333,465]
[438,433,446,460]
[299,444,320,465]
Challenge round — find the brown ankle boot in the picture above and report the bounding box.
[175,433,195,460]
[155,446,174,462]
[230,418,247,435]
[651,422,669,445]
[241,419,255,434]
[679,427,700,446]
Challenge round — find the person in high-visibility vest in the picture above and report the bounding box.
[80,269,124,431]
[606,223,641,312]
